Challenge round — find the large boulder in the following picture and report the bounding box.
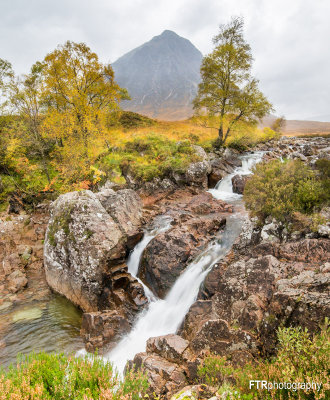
[44,189,143,312]
[96,188,143,249]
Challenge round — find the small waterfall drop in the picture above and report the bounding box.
[208,151,264,201]
[127,215,172,301]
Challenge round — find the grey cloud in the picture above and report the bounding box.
[0,0,329,120]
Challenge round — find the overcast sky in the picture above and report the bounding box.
[1,0,329,120]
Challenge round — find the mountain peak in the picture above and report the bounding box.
[112,31,202,120]
[159,30,179,37]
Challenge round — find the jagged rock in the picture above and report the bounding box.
[179,300,213,341]
[139,214,226,298]
[146,334,189,364]
[81,262,148,351]
[231,174,251,194]
[260,218,282,243]
[44,189,144,312]
[81,310,130,352]
[259,268,330,355]
[127,352,187,399]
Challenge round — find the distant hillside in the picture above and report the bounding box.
[112,30,202,120]
[261,115,330,135]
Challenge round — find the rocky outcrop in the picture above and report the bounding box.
[208,149,242,188]
[81,262,148,352]
[172,146,211,189]
[44,189,143,312]
[231,174,251,194]
[139,192,228,298]
[180,220,330,362]
[0,206,50,308]
[127,334,191,399]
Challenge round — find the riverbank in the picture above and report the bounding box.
[0,135,329,399]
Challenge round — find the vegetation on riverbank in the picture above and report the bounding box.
[1,322,328,400]
[0,110,278,211]
[0,352,148,400]
[244,158,330,226]
[196,320,329,399]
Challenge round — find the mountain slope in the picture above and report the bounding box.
[112,30,202,120]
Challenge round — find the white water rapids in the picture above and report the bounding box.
[100,152,264,374]
[208,151,264,201]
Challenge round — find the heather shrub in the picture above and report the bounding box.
[0,352,148,400]
[197,320,330,399]
[244,159,324,223]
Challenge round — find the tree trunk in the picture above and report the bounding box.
[215,125,224,148]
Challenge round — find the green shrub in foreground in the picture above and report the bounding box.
[197,320,330,399]
[0,352,148,400]
[244,159,325,224]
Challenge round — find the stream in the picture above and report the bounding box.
[105,151,264,374]
[0,151,263,371]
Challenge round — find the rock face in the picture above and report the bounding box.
[172,146,211,189]
[0,206,50,308]
[139,192,228,298]
[81,262,148,352]
[181,221,330,361]
[44,189,144,312]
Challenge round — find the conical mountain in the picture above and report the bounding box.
[112,30,202,120]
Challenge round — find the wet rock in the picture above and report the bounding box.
[208,154,242,188]
[81,262,148,351]
[139,215,226,298]
[172,146,211,189]
[180,300,214,341]
[81,310,130,352]
[231,174,251,194]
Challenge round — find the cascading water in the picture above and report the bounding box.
[103,152,263,374]
[105,215,244,374]
[208,151,264,201]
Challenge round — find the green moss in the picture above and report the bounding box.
[48,203,75,246]
[84,228,94,239]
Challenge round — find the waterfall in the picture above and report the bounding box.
[102,152,262,374]
[208,151,264,201]
[105,214,244,374]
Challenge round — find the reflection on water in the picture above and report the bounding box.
[0,294,83,368]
